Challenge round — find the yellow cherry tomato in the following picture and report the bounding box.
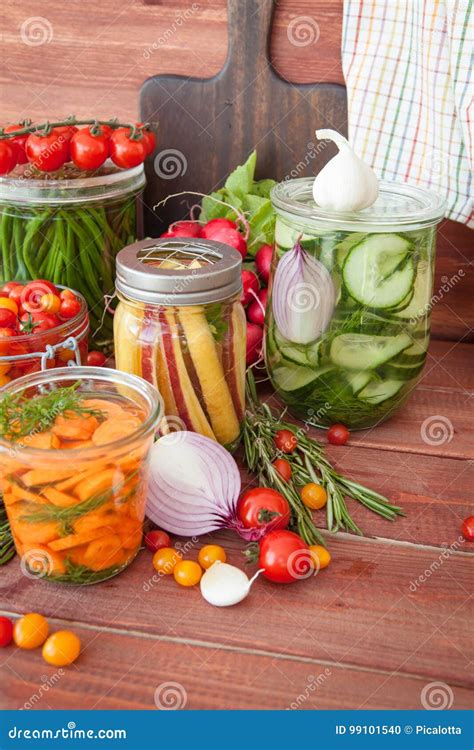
[173,560,202,587]
[0,374,11,387]
[152,547,182,575]
[198,544,227,570]
[58,347,76,363]
[0,297,18,315]
[42,630,81,666]
[13,613,49,649]
[40,293,61,314]
[301,482,328,510]
[309,545,331,570]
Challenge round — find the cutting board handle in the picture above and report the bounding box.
[226,0,275,70]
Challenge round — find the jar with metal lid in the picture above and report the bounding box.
[0,162,145,350]
[267,178,445,429]
[114,238,246,450]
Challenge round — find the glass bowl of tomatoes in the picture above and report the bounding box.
[0,280,89,385]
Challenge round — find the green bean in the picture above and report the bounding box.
[0,213,13,281]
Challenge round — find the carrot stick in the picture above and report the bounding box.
[74,468,121,502]
[49,527,113,552]
[43,486,79,508]
[22,469,76,487]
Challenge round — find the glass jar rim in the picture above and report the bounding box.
[271,178,446,231]
[0,366,162,457]
[0,161,145,206]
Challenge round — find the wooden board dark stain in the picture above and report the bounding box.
[140,0,347,233]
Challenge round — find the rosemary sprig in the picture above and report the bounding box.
[242,371,404,545]
[0,498,15,565]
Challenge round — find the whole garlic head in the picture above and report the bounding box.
[313,129,379,212]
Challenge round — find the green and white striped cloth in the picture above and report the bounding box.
[342,0,473,226]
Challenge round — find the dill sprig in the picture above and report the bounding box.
[0,498,15,565]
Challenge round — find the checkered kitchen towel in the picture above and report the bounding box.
[342,0,473,226]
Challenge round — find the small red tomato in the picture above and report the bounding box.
[25,129,70,172]
[86,350,107,367]
[0,328,15,356]
[59,296,82,320]
[59,288,76,301]
[0,140,18,175]
[137,125,156,155]
[259,530,312,584]
[70,127,109,171]
[273,458,292,482]
[109,128,147,169]
[144,529,171,552]
[461,516,474,541]
[54,125,78,141]
[0,308,17,329]
[327,424,350,446]
[274,429,298,454]
[0,616,13,647]
[4,124,29,164]
[20,312,59,333]
[238,487,290,530]
[2,281,22,295]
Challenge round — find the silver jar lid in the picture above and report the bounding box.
[115,238,243,305]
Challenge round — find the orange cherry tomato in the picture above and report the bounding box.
[301,483,328,510]
[152,547,182,575]
[13,613,49,649]
[173,560,202,587]
[40,293,61,314]
[273,458,292,482]
[0,297,18,315]
[309,545,331,570]
[42,630,81,666]
[198,545,226,570]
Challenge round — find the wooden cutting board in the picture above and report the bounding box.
[140,0,347,234]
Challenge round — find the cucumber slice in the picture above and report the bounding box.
[347,371,373,395]
[272,364,333,393]
[395,337,428,364]
[274,327,322,367]
[358,379,405,404]
[380,360,425,380]
[342,234,415,308]
[330,332,412,370]
[275,221,315,250]
[393,260,432,320]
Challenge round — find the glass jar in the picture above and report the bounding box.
[114,238,245,450]
[0,366,161,584]
[0,286,89,386]
[267,179,445,429]
[0,162,145,351]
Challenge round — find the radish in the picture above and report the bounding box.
[161,220,202,238]
[246,323,263,366]
[204,226,247,259]
[255,244,273,284]
[241,270,259,306]
[201,218,237,238]
[247,288,268,326]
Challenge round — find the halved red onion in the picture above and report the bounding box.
[146,432,267,540]
[271,240,335,344]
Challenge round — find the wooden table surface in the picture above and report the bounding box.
[0,338,472,711]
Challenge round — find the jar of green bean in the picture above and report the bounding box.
[0,162,145,351]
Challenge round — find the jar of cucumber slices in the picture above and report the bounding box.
[267,179,445,429]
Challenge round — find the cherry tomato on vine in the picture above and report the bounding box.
[273,458,292,482]
[70,127,109,171]
[198,544,227,570]
[59,295,81,320]
[0,308,17,329]
[461,516,474,541]
[13,613,49,649]
[86,350,107,367]
[173,560,202,587]
[42,631,81,666]
[259,530,312,584]
[0,140,17,175]
[274,429,298,454]
[4,124,29,164]
[144,529,171,552]
[238,487,290,530]
[137,125,156,155]
[301,483,328,510]
[109,128,147,169]
[25,130,70,172]
[54,125,78,141]
[327,424,350,446]
[0,616,13,647]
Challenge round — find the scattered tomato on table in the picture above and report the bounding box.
[237,487,290,530]
[274,429,298,454]
[152,547,182,575]
[327,424,350,446]
[0,616,13,647]
[145,529,171,553]
[258,530,313,584]
[198,544,227,570]
[13,613,49,650]
[272,458,292,482]
[309,545,331,570]
[301,483,328,510]
[173,560,203,587]
[461,516,474,541]
[42,631,81,667]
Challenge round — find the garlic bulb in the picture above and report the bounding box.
[313,129,379,212]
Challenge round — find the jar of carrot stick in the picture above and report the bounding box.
[114,238,246,451]
[0,367,161,584]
